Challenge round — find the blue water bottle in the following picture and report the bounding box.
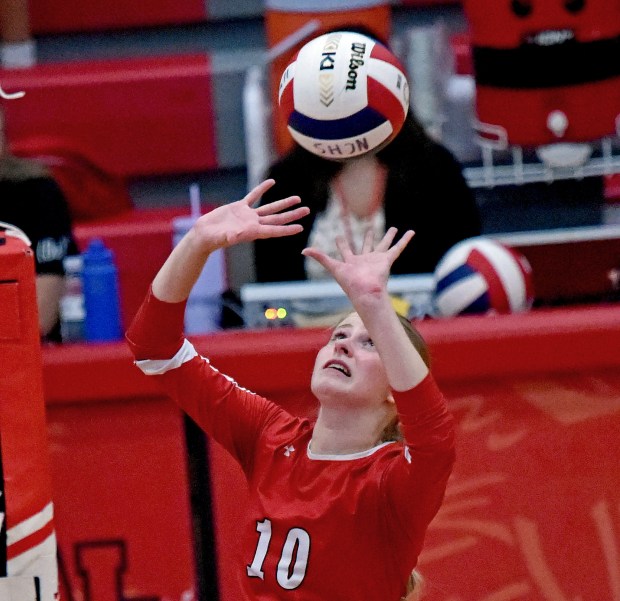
[82,238,123,342]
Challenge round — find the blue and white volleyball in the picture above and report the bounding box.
[433,237,534,317]
[278,30,409,160]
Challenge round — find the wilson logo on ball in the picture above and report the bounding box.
[278,31,410,160]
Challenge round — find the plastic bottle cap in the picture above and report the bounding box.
[84,238,114,264]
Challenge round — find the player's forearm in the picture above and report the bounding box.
[126,286,186,359]
[36,274,64,336]
[353,291,429,392]
[152,228,214,303]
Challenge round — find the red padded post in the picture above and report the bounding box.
[0,233,58,600]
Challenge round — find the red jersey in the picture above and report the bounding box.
[127,289,455,601]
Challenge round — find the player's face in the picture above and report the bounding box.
[311,313,391,407]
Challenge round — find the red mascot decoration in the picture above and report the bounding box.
[463,0,620,148]
[0,225,58,601]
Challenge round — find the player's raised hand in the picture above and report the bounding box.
[153,180,308,302]
[193,179,309,253]
[302,227,414,306]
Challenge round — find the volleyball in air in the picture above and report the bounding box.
[433,237,534,317]
[278,30,410,160]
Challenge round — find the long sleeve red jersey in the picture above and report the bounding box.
[126,288,455,601]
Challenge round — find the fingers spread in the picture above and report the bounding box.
[335,236,353,259]
[260,206,310,226]
[375,227,398,253]
[256,195,303,216]
[361,229,375,254]
[259,224,304,238]
[388,230,415,260]
[245,179,276,206]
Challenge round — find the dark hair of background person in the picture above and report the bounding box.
[254,110,482,282]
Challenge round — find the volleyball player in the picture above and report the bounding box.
[126,179,455,601]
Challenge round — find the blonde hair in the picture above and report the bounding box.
[397,313,430,368]
[402,569,425,601]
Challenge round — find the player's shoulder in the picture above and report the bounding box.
[256,411,313,458]
[264,409,312,440]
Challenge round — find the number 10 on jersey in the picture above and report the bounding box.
[246,518,311,590]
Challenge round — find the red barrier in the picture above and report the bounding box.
[29,0,206,33]
[42,304,620,405]
[420,370,620,600]
[48,396,196,601]
[3,55,218,178]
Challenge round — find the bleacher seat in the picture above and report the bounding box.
[29,0,264,34]
[2,54,219,178]
[27,0,458,35]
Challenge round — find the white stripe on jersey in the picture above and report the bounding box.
[135,339,198,374]
[136,339,258,395]
[7,502,54,546]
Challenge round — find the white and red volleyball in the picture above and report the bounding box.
[433,237,534,317]
[278,30,410,160]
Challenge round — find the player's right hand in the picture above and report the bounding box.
[191,179,309,253]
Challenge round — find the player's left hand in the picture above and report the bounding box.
[302,227,414,305]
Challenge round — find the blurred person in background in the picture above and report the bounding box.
[0,106,77,342]
[254,110,481,283]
